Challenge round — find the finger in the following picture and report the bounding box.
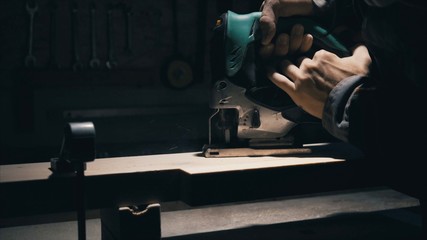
[259,43,275,59]
[295,56,309,67]
[289,24,304,53]
[266,66,295,94]
[259,6,276,45]
[274,33,289,56]
[351,44,370,59]
[281,59,305,81]
[299,33,313,53]
[259,1,265,11]
[297,57,316,74]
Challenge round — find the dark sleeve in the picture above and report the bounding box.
[312,0,335,14]
[312,0,354,15]
[322,75,378,152]
[312,0,399,11]
[311,0,363,48]
[363,0,398,7]
[322,75,365,142]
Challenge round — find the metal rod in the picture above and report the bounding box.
[75,163,86,240]
[208,109,220,145]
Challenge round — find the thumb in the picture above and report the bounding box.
[259,14,276,45]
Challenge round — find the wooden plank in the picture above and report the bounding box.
[1,143,358,182]
[0,153,342,182]
[0,142,369,219]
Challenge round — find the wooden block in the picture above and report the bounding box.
[101,204,161,240]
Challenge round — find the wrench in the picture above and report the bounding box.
[123,5,133,55]
[25,0,38,68]
[89,1,100,69]
[106,5,117,69]
[71,0,83,71]
[47,0,59,69]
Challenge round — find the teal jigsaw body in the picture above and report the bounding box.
[225,10,350,77]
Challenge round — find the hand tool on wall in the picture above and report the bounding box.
[71,0,83,71]
[47,0,60,69]
[24,0,38,68]
[123,4,133,56]
[106,3,118,69]
[203,11,349,157]
[89,0,101,69]
[194,0,207,84]
[161,0,194,89]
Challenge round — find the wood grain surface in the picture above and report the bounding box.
[1,142,372,219]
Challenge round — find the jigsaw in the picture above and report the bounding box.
[203,10,351,158]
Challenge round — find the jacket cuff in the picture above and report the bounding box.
[322,75,365,142]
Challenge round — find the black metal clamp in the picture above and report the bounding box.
[50,121,96,173]
[50,121,96,240]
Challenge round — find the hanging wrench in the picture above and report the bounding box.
[89,1,100,69]
[25,0,38,68]
[71,0,83,71]
[123,5,133,55]
[47,0,60,69]
[106,4,117,69]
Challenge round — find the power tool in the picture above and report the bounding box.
[202,11,351,158]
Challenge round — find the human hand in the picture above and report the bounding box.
[259,24,314,58]
[267,45,372,119]
[259,0,314,46]
[258,0,314,58]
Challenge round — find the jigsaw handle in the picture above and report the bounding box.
[222,11,350,77]
[270,16,350,57]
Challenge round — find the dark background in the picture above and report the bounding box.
[0,0,263,164]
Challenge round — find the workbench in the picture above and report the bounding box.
[0,142,375,222]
